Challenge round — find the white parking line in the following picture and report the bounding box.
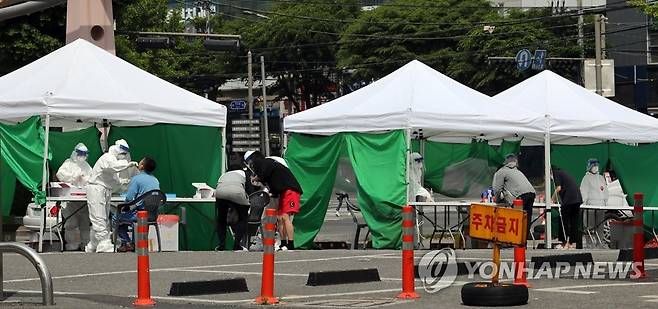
[170,268,405,281]
[641,295,658,303]
[535,282,658,294]
[3,253,398,283]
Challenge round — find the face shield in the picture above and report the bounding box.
[74,149,88,162]
[587,159,600,174]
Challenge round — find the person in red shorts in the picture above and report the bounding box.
[245,151,303,250]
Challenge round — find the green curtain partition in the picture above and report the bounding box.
[286,133,343,249]
[551,143,610,185]
[109,124,222,251]
[0,116,48,216]
[49,127,103,172]
[286,130,407,249]
[345,131,407,249]
[421,139,521,197]
[551,143,658,229]
[609,143,658,227]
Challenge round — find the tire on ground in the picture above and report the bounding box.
[461,282,528,307]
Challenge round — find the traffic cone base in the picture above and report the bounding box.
[514,281,532,288]
[396,291,420,299]
[133,298,156,307]
[255,296,280,304]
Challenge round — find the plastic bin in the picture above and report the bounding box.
[148,215,179,252]
[609,220,634,249]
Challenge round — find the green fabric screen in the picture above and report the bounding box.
[286,133,343,249]
[49,127,103,173]
[0,116,47,216]
[109,124,222,251]
[286,131,407,249]
[551,142,658,228]
[551,143,610,185]
[345,131,406,249]
[422,139,521,197]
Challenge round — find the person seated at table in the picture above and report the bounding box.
[56,143,92,251]
[493,153,536,238]
[215,165,256,251]
[115,157,160,252]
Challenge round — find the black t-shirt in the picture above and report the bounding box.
[553,169,583,205]
[251,158,303,197]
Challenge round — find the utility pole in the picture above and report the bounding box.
[247,51,254,120]
[594,14,603,96]
[261,56,270,156]
[577,0,584,57]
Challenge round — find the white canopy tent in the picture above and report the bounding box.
[285,60,545,142]
[0,40,228,247]
[495,70,658,247]
[0,39,226,127]
[284,60,547,246]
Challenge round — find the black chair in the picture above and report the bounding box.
[112,189,167,252]
[246,190,270,247]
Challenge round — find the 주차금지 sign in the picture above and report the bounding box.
[469,204,527,246]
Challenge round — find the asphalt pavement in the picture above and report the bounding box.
[3,203,658,308]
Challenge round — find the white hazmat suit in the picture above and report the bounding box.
[410,152,433,202]
[580,161,608,230]
[56,143,92,251]
[85,140,136,253]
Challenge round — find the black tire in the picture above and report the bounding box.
[461,282,528,307]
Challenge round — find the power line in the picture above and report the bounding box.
[221,0,631,10]
[210,0,641,28]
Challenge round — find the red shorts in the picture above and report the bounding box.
[278,189,301,216]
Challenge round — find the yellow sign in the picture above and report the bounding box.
[469,204,527,246]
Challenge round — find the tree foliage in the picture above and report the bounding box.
[337,0,583,95]
[0,4,66,76]
[235,0,361,110]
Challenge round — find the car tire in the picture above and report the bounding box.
[461,282,528,307]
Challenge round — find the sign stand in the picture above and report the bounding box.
[461,203,529,307]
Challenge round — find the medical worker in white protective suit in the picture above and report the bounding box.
[55,143,92,251]
[410,153,433,202]
[580,158,609,230]
[85,139,138,253]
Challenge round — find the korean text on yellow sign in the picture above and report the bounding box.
[469,204,527,246]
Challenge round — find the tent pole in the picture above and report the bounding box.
[221,126,226,175]
[39,114,50,253]
[544,118,552,249]
[420,138,425,177]
[406,129,411,204]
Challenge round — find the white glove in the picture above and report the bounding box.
[128,161,139,168]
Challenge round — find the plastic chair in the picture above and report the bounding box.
[112,189,167,252]
[246,190,270,247]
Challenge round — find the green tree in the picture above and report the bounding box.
[337,0,584,95]
[233,0,361,110]
[0,4,66,76]
[629,0,658,17]
[115,0,241,99]
[453,8,584,94]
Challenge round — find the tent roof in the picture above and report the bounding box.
[494,70,658,144]
[284,60,544,141]
[0,39,226,127]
